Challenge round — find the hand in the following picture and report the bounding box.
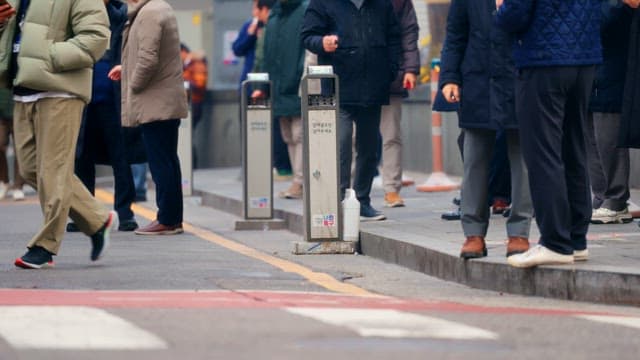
[403,73,417,90]
[0,4,16,23]
[496,0,504,9]
[623,0,640,8]
[108,65,122,81]
[442,83,460,103]
[322,35,339,53]
[248,17,259,35]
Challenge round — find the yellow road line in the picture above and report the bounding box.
[95,189,376,297]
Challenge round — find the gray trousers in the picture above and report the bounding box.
[461,128,532,238]
[585,112,630,211]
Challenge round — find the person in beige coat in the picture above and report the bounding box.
[0,0,114,269]
[109,0,188,235]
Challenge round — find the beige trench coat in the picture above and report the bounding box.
[121,0,188,126]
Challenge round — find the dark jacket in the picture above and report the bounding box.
[389,0,420,97]
[589,2,633,114]
[440,0,516,130]
[301,0,401,106]
[263,0,307,117]
[619,9,640,148]
[495,0,602,69]
[232,19,258,90]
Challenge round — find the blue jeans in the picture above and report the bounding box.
[339,105,381,207]
[141,120,183,225]
[131,163,148,200]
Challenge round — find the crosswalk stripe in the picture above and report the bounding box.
[576,315,640,331]
[286,307,499,340]
[0,306,167,350]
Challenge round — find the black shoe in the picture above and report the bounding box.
[90,211,116,261]
[15,246,54,269]
[441,207,461,221]
[66,222,80,232]
[452,197,461,206]
[360,204,386,222]
[134,195,147,203]
[503,208,511,218]
[118,219,139,232]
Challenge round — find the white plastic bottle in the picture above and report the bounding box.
[342,188,360,241]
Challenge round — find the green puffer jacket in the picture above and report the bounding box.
[0,0,110,103]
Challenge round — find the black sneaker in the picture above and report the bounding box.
[360,204,386,222]
[90,211,116,261]
[441,207,461,221]
[118,219,139,232]
[66,222,80,232]
[15,246,54,269]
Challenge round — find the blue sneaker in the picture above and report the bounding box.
[360,204,386,222]
[15,246,54,269]
[90,211,116,261]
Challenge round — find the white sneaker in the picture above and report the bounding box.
[591,207,633,224]
[0,181,7,199]
[507,245,574,268]
[11,189,25,201]
[574,249,589,262]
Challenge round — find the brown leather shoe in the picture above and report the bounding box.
[506,236,529,257]
[460,236,487,259]
[134,220,184,235]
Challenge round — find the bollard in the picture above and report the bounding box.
[416,58,460,192]
[178,81,193,196]
[235,73,286,231]
[293,66,355,254]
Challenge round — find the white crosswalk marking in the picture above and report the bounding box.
[576,315,640,330]
[286,307,499,340]
[0,306,167,350]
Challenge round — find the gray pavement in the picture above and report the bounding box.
[194,167,640,306]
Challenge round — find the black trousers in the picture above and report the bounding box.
[339,105,381,206]
[516,66,595,255]
[141,119,183,226]
[75,102,135,222]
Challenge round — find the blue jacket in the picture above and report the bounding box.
[301,0,401,106]
[91,0,127,106]
[495,0,602,68]
[232,19,258,90]
[440,0,517,130]
[589,2,633,113]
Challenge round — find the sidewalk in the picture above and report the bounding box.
[194,167,640,306]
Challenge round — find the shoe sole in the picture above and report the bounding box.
[93,211,116,261]
[507,257,574,268]
[360,215,386,222]
[14,258,54,269]
[135,228,184,235]
[384,201,405,208]
[590,216,633,224]
[505,249,528,257]
[460,249,487,259]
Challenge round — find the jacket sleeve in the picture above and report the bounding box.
[495,0,535,33]
[232,21,257,57]
[601,0,631,29]
[386,2,402,79]
[399,0,420,75]
[49,0,110,73]
[439,0,469,87]
[301,0,329,55]
[129,8,164,94]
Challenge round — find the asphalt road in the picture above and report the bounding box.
[1,191,639,360]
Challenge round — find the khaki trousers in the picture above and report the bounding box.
[13,98,108,254]
[279,116,303,185]
[380,96,403,193]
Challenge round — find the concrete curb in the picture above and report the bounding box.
[194,188,640,306]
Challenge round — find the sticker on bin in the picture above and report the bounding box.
[312,214,336,227]
[250,197,270,209]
